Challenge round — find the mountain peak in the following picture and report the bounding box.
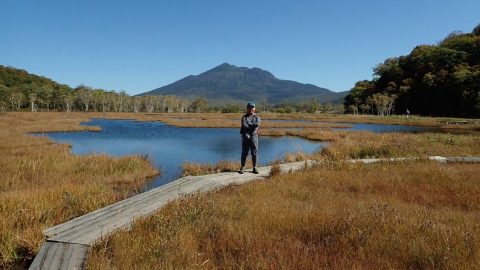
[207,62,237,72]
[218,62,235,68]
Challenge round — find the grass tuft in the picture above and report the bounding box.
[182,160,240,176]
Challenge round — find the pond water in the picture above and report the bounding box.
[38,119,323,188]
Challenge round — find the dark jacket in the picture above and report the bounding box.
[240,113,260,138]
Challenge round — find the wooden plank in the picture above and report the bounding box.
[39,242,59,269]
[44,175,197,233]
[446,156,480,163]
[55,176,231,244]
[29,242,88,270]
[58,244,75,269]
[50,177,218,244]
[55,194,177,245]
[29,241,52,270]
[44,176,197,235]
[46,173,239,242]
[66,244,89,269]
[49,193,176,244]
[44,176,199,237]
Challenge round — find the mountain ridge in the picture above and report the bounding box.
[140,63,347,105]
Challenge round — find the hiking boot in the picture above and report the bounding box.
[238,167,245,174]
[252,167,259,174]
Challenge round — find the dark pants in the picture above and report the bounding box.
[241,136,258,167]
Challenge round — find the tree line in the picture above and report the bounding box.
[344,24,480,117]
[0,65,211,113]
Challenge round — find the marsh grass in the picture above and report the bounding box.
[261,128,480,161]
[2,112,479,269]
[87,161,480,269]
[182,160,240,176]
[181,152,312,177]
[269,163,281,177]
[0,112,159,268]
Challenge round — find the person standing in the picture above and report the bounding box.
[239,102,260,174]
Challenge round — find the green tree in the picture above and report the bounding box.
[75,85,93,112]
[345,23,480,117]
[189,98,208,113]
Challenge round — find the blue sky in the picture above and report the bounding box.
[1,0,479,95]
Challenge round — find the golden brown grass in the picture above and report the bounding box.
[261,128,480,161]
[182,160,240,176]
[181,153,312,176]
[87,161,480,269]
[0,112,159,268]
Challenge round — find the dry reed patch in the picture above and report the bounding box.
[0,112,158,268]
[181,154,311,177]
[260,129,480,161]
[182,160,240,176]
[87,161,480,269]
[320,131,480,160]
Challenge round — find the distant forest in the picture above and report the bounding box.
[0,65,340,114]
[0,66,198,113]
[344,24,480,118]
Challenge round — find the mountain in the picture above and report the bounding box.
[140,63,347,105]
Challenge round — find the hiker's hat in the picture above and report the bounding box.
[247,102,255,108]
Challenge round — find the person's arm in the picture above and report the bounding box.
[253,115,260,127]
[240,115,247,134]
[252,115,260,135]
[257,116,260,135]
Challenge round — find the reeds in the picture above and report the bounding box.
[182,160,240,176]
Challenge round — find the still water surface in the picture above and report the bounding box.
[40,119,323,188]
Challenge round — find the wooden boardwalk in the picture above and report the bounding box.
[29,242,88,270]
[29,160,314,270]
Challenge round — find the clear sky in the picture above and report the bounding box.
[1,0,479,95]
